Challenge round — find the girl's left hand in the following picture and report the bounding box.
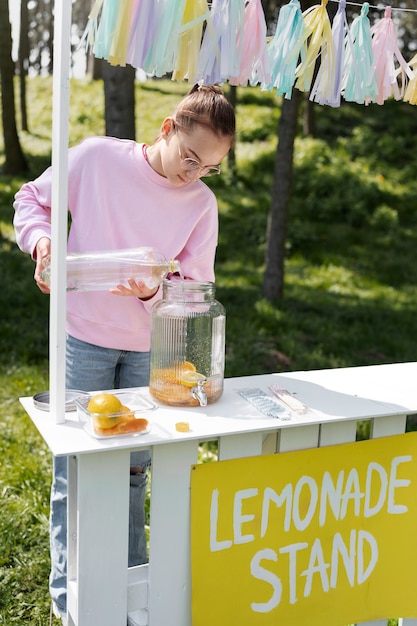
[110,278,158,300]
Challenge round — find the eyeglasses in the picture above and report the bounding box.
[175,127,221,177]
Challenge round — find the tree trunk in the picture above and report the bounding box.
[88,55,103,80]
[303,96,316,137]
[103,62,136,140]
[262,90,302,301]
[47,0,54,74]
[0,0,28,174]
[18,0,29,132]
[227,84,237,173]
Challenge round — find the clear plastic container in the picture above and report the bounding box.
[149,279,225,407]
[40,247,181,291]
[75,390,157,439]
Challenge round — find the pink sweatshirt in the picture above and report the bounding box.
[13,136,218,352]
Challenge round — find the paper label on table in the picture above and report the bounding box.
[191,432,417,626]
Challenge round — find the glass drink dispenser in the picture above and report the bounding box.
[149,279,225,407]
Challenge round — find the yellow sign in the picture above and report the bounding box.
[191,433,417,626]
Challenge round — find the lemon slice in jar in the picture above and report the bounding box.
[178,371,206,388]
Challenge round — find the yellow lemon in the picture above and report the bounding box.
[88,392,123,430]
[178,371,206,388]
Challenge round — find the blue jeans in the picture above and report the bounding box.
[50,334,151,617]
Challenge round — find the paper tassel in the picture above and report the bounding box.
[370,6,414,105]
[197,0,246,85]
[107,0,135,66]
[228,0,270,87]
[341,2,377,105]
[262,0,306,99]
[404,53,417,105]
[80,0,104,54]
[94,0,121,60]
[126,0,156,70]
[143,0,187,77]
[294,0,334,94]
[310,0,347,107]
[172,0,210,83]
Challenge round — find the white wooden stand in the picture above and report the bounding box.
[21,362,417,626]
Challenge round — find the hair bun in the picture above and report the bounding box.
[190,83,224,96]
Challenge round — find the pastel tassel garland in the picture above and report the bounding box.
[403,52,417,105]
[310,0,347,107]
[80,0,417,109]
[229,0,270,87]
[197,0,246,85]
[143,0,187,77]
[341,2,377,105]
[94,0,120,60]
[262,0,306,99]
[172,0,210,83]
[108,0,135,66]
[80,0,104,55]
[370,6,414,105]
[127,0,156,70]
[294,0,334,95]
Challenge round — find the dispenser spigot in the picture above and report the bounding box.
[191,379,207,407]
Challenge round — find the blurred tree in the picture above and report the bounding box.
[261,0,417,301]
[103,62,136,140]
[0,0,28,174]
[262,0,313,300]
[263,90,302,300]
[26,0,54,75]
[18,0,29,131]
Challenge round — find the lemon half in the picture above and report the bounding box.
[178,371,206,388]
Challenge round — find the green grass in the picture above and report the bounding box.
[1,76,417,623]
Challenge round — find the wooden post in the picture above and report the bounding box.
[49,0,72,423]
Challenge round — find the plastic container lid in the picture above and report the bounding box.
[33,390,88,412]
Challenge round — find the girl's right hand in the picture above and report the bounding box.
[35,237,51,294]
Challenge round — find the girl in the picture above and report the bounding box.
[13,83,236,625]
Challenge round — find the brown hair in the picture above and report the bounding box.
[173,84,236,144]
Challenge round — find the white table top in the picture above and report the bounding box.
[20,362,417,457]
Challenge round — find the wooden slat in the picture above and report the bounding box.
[319,420,357,446]
[371,414,407,438]
[71,450,131,626]
[147,440,199,626]
[277,424,320,452]
[218,431,264,460]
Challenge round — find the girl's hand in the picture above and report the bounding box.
[110,278,159,300]
[34,237,51,294]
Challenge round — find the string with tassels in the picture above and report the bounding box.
[294,0,335,94]
[229,0,270,87]
[197,0,246,85]
[370,5,414,105]
[81,0,417,107]
[310,0,348,106]
[404,53,417,105]
[341,2,378,104]
[172,0,211,83]
[261,0,306,99]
